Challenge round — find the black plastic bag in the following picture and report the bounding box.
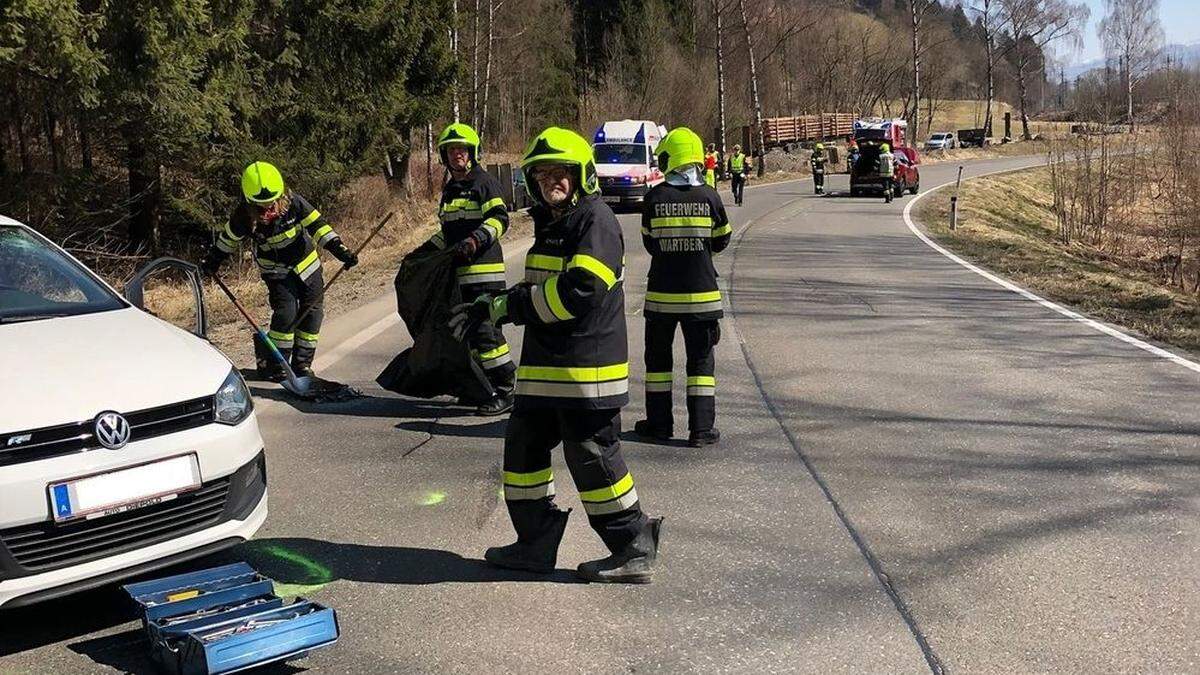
[376,247,495,403]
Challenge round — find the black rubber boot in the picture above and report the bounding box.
[257,358,289,383]
[633,419,672,442]
[485,508,570,573]
[577,517,663,584]
[476,393,514,417]
[688,428,721,447]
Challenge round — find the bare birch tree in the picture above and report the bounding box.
[736,0,765,175]
[1099,0,1164,132]
[970,0,1001,136]
[1000,0,1088,139]
[481,0,498,137]
[909,0,935,140]
[714,0,728,162]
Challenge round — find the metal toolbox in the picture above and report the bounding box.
[124,562,339,674]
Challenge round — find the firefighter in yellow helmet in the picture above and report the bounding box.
[878,142,895,203]
[636,127,730,447]
[415,122,515,415]
[449,127,662,583]
[811,142,827,195]
[727,144,750,205]
[201,162,358,380]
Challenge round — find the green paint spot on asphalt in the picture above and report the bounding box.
[420,491,447,506]
[247,543,336,596]
[273,581,331,598]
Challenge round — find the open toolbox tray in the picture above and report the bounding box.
[124,562,339,674]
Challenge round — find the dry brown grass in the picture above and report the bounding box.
[917,167,1200,355]
[874,100,1076,140]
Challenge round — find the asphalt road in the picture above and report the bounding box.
[3,156,1198,674]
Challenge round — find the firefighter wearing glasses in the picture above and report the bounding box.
[449,127,662,583]
[635,127,730,447]
[201,161,357,381]
[418,122,515,415]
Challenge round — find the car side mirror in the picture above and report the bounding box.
[124,257,209,339]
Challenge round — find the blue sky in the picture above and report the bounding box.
[1070,0,1200,64]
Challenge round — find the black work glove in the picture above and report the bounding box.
[453,233,482,263]
[200,251,223,276]
[329,240,359,269]
[448,294,508,341]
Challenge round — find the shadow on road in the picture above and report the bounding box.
[395,418,507,440]
[242,537,583,586]
[0,584,134,658]
[248,384,476,421]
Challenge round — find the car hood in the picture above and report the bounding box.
[0,308,232,431]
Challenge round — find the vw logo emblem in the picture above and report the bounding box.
[94,412,131,449]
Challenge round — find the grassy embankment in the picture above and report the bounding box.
[916,167,1200,355]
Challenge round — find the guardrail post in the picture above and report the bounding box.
[950,165,964,231]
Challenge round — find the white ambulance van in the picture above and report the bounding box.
[592,120,668,206]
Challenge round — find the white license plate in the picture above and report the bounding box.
[49,454,202,522]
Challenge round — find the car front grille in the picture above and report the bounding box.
[0,477,231,573]
[0,396,214,466]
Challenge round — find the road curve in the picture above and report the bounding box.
[3,156,1196,674]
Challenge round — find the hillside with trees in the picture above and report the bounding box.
[0,0,1177,268]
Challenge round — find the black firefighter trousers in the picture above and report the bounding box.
[643,317,720,434]
[503,407,648,554]
[460,284,516,398]
[731,174,746,205]
[256,268,324,373]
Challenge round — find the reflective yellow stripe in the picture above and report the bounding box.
[267,330,294,341]
[443,198,481,211]
[543,275,574,320]
[526,254,564,271]
[517,362,629,383]
[300,209,322,227]
[482,216,505,238]
[457,263,506,276]
[503,468,553,487]
[481,197,505,212]
[649,216,711,228]
[645,290,722,303]
[687,375,715,387]
[713,223,732,237]
[311,224,333,239]
[479,343,510,360]
[579,473,634,504]
[264,226,298,245]
[293,249,319,274]
[645,372,673,383]
[567,254,617,289]
[296,330,319,342]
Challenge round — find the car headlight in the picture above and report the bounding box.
[214,367,253,425]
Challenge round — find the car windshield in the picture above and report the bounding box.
[931,133,949,140]
[0,225,125,324]
[594,143,647,165]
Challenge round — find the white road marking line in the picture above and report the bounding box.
[312,312,399,371]
[902,164,1200,375]
[314,238,537,371]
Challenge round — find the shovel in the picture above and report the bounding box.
[212,275,315,397]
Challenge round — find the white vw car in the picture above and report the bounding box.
[0,216,267,609]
